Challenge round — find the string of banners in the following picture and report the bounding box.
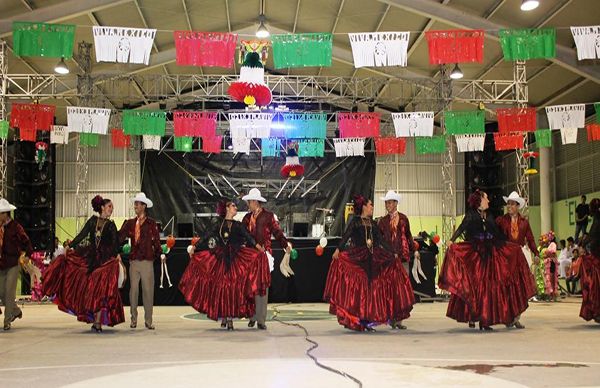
[93,26,156,65]
[228,112,272,139]
[333,138,365,157]
[67,107,111,134]
[348,32,410,68]
[392,112,434,137]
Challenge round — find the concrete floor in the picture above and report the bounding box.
[1,299,599,388]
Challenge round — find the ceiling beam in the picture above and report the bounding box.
[19,0,34,11]
[318,0,346,76]
[350,4,390,79]
[377,0,600,84]
[0,0,132,37]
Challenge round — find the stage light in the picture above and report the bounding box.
[54,57,69,74]
[449,63,464,80]
[256,15,270,38]
[520,0,539,11]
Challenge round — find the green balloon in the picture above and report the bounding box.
[290,248,299,260]
[161,244,170,254]
[122,244,131,254]
[430,231,436,238]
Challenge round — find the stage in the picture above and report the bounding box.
[1,300,599,388]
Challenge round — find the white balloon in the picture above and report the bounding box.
[187,245,194,255]
[319,237,328,248]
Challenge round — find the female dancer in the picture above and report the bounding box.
[43,195,124,332]
[580,198,600,323]
[495,191,538,328]
[179,199,267,330]
[324,195,414,332]
[439,190,533,331]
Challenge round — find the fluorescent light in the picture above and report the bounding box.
[54,57,69,74]
[520,0,539,11]
[256,14,270,38]
[449,63,463,80]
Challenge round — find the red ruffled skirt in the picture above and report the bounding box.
[323,247,415,331]
[42,250,125,326]
[438,241,536,327]
[580,254,600,321]
[178,246,269,321]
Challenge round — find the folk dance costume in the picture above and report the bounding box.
[43,196,124,330]
[324,195,414,332]
[179,200,269,330]
[118,193,162,329]
[439,191,533,330]
[542,243,560,300]
[0,199,33,330]
[579,198,600,323]
[242,189,290,330]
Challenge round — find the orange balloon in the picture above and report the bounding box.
[166,235,176,249]
[191,236,200,246]
[315,245,324,256]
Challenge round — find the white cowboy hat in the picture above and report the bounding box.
[503,191,525,209]
[242,188,267,203]
[0,198,16,213]
[132,192,153,208]
[380,190,402,202]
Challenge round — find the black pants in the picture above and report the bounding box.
[566,276,580,294]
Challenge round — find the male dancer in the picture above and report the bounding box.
[242,188,291,330]
[119,193,162,330]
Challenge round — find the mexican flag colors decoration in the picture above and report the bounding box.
[228,51,272,108]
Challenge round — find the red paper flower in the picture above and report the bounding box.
[228,82,272,107]
[280,164,304,178]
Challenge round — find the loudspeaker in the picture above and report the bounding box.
[464,123,504,217]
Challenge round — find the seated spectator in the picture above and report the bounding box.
[52,237,65,260]
[566,248,582,295]
[559,237,575,278]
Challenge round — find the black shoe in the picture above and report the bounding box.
[364,326,376,332]
[130,321,137,329]
[227,319,234,331]
[479,323,493,331]
[257,323,267,330]
[248,320,256,328]
[11,311,22,323]
[3,323,10,331]
[91,323,102,333]
[145,323,155,330]
[468,321,476,329]
[221,319,227,328]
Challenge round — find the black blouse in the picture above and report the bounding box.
[195,218,257,250]
[337,216,392,251]
[450,209,504,243]
[587,214,600,257]
[70,215,119,270]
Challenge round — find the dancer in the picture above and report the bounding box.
[439,190,534,331]
[0,199,33,330]
[495,191,538,328]
[242,188,291,330]
[43,195,124,332]
[579,198,600,323]
[118,193,162,330]
[377,190,418,329]
[179,199,267,330]
[324,195,414,332]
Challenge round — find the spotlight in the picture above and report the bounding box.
[54,57,69,74]
[256,14,270,38]
[449,63,463,80]
[520,0,539,11]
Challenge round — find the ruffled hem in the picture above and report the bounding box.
[323,247,414,330]
[179,246,267,321]
[439,241,534,327]
[42,252,124,326]
[580,254,600,321]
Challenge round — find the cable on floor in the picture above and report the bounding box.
[271,304,363,388]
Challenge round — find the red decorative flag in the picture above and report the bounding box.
[10,103,55,134]
[111,129,131,148]
[338,112,380,138]
[173,111,217,137]
[374,137,407,155]
[174,31,237,68]
[202,136,222,154]
[19,128,37,142]
[493,132,524,151]
[587,124,600,142]
[425,29,485,64]
[497,107,537,133]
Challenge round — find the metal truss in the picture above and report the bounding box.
[439,66,456,254]
[191,176,320,199]
[3,73,529,109]
[513,60,530,216]
[75,42,92,230]
[0,40,7,198]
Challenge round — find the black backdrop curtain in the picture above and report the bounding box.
[140,149,376,236]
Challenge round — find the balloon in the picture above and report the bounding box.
[319,237,328,248]
[413,241,420,251]
[290,248,299,260]
[432,235,440,244]
[161,244,170,254]
[191,236,200,246]
[122,244,131,254]
[187,245,195,255]
[315,245,324,256]
[430,231,436,239]
[166,235,176,249]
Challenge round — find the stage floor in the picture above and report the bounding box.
[1,299,598,388]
